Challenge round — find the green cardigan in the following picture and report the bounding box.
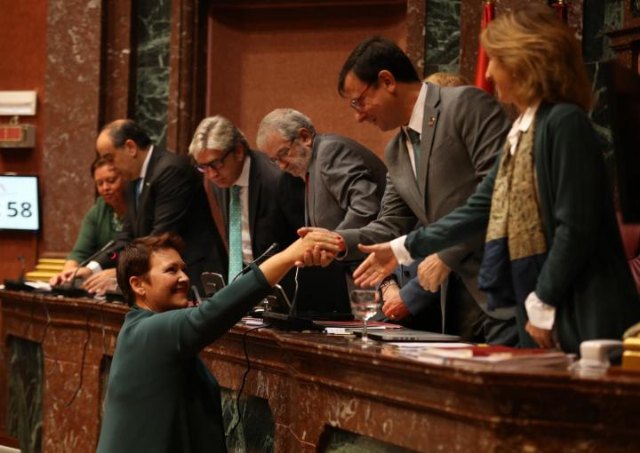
[96,265,272,453]
[406,103,640,353]
[67,197,121,263]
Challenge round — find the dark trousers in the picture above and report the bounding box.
[447,275,519,346]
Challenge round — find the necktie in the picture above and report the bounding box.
[133,178,143,210]
[228,185,243,283]
[407,128,421,175]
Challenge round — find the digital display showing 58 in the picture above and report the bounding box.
[0,175,39,231]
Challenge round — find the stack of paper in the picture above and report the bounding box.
[415,345,572,370]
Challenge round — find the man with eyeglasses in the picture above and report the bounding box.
[64,119,227,296]
[256,108,387,315]
[189,115,301,286]
[302,37,518,345]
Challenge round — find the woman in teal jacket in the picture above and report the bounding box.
[353,5,640,353]
[96,231,340,453]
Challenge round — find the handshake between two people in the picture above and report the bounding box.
[297,227,451,293]
[297,227,399,288]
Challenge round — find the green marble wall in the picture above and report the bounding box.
[7,337,43,453]
[133,0,171,148]
[583,0,624,167]
[322,428,416,452]
[425,0,462,77]
[221,388,275,452]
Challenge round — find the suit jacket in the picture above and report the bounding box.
[212,150,298,264]
[96,148,227,289]
[97,265,272,453]
[306,134,387,229]
[339,84,513,320]
[299,134,387,314]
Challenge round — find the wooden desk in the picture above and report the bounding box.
[1,290,639,452]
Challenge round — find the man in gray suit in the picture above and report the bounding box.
[256,108,387,315]
[312,36,517,344]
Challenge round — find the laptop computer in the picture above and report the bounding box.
[367,329,462,342]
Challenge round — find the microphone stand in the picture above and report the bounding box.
[3,255,35,292]
[52,240,117,298]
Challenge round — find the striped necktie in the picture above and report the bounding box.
[228,185,243,283]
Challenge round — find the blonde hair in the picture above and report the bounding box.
[424,72,469,87]
[480,4,593,111]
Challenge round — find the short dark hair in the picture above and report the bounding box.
[117,233,186,306]
[102,119,152,149]
[338,36,420,96]
[90,154,116,177]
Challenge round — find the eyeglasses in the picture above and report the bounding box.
[269,139,296,165]
[195,148,234,173]
[350,84,372,112]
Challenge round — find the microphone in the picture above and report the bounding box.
[4,255,35,292]
[53,239,117,297]
[78,239,117,267]
[70,238,117,284]
[231,242,279,283]
[18,255,26,282]
[258,245,323,331]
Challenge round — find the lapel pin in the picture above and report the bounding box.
[428,116,436,127]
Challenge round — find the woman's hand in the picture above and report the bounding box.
[289,229,343,267]
[525,321,555,349]
[296,227,344,267]
[49,267,92,286]
[352,243,398,287]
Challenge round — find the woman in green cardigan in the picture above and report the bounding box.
[96,231,340,453]
[352,5,640,353]
[49,155,126,285]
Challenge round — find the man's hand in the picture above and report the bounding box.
[83,268,117,295]
[381,283,411,321]
[297,227,345,267]
[525,321,555,349]
[352,242,398,287]
[417,254,451,292]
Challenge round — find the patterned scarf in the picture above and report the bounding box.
[478,121,548,310]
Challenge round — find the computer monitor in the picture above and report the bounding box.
[0,175,40,231]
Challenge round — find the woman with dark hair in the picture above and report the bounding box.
[352,4,640,353]
[96,231,340,452]
[50,156,126,286]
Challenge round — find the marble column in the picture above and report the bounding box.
[41,0,103,254]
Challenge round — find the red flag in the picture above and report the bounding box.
[551,0,568,24]
[474,1,495,94]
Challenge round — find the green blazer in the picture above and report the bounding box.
[406,103,640,353]
[67,197,120,263]
[97,265,271,453]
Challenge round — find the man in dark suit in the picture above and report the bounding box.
[188,115,299,286]
[74,119,227,294]
[256,108,387,315]
[306,37,516,344]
